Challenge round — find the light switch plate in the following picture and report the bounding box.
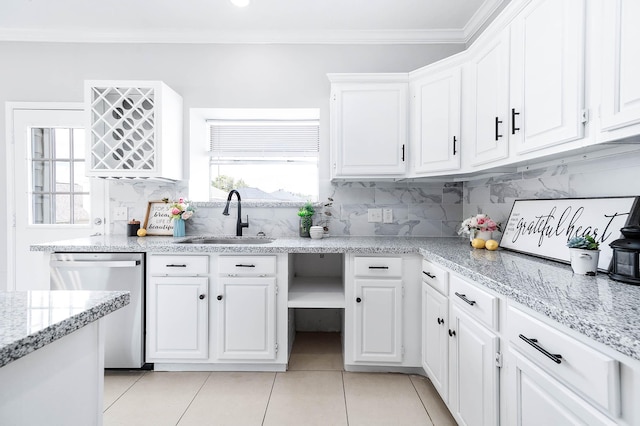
[383,208,393,223]
[368,208,382,223]
[113,207,128,221]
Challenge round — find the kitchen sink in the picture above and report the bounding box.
[174,237,275,245]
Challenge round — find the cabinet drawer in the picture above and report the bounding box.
[449,275,498,330]
[507,305,620,416]
[421,259,448,295]
[218,256,276,276]
[354,257,402,277]
[149,255,208,276]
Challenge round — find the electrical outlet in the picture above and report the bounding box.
[368,208,382,223]
[383,208,393,223]
[113,207,128,221]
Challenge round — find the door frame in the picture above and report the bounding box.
[5,102,108,290]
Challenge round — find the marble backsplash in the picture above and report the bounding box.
[108,148,640,239]
[108,181,463,238]
[463,148,640,242]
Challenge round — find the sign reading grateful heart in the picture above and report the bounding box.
[500,197,640,270]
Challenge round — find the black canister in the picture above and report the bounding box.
[609,226,640,285]
[127,220,141,237]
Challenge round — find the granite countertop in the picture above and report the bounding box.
[0,290,130,368]
[31,235,640,362]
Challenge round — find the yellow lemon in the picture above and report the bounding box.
[137,228,147,237]
[471,238,486,249]
[485,239,499,251]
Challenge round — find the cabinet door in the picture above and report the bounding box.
[412,68,461,174]
[507,349,616,426]
[449,304,499,426]
[422,283,449,403]
[469,32,510,166]
[216,277,277,360]
[353,278,403,362]
[600,0,640,133]
[331,83,407,178]
[146,276,208,360]
[510,0,586,154]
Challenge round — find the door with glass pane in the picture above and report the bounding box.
[9,106,106,290]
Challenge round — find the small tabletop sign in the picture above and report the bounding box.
[143,201,174,236]
[500,197,640,270]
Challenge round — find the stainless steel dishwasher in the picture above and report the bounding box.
[50,252,145,368]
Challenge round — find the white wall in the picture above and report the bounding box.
[0,41,464,284]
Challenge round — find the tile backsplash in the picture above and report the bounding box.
[108,148,640,239]
[109,181,463,237]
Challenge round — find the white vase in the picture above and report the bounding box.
[569,249,600,275]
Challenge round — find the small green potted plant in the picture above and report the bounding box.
[566,235,600,275]
[298,202,315,237]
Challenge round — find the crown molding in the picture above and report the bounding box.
[0,28,473,44]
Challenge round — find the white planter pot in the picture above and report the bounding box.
[569,249,600,275]
[470,230,493,242]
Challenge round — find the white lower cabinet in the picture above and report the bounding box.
[147,275,209,361]
[422,282,449,401]
[353,277,403,363]
[345,254,421,367]
[448,304,500,426]
[216,276,277,360]
[507,348,616,426]
[215,255,279,361]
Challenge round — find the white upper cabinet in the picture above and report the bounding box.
[410,66,462,174]
[329,75,408,179]
[467,32,511,167]
[465,0,587,169]
[85,80,183,180]
[599,0,640,141]
[509,0,586,154]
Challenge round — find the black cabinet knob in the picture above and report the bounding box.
[356,297,362,303]
[448,329,456,337]
[199,294,205,300]
[217,295,223,301]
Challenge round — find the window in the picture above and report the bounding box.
[206,109,319,201]
[30,127,90,224]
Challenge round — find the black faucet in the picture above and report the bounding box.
[222,189,249,236]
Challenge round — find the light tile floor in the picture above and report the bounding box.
[104,332,457,426]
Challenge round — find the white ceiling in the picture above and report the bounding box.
[0,0,505,44]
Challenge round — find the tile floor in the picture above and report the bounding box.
[104,332,457,426]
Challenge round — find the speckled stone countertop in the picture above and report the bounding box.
[0,290,130,368]
[32,235,640,362]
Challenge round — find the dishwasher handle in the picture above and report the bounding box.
[50,260,141,268]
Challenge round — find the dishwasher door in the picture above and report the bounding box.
[50,253,145,368]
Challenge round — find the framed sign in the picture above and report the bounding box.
[143,201,174,235]
[501,197,640,270]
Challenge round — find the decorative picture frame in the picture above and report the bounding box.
[500,197,640,270]
[142,200,174,235]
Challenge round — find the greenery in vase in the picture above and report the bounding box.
[566,235,599,250]
[297,202,315,219]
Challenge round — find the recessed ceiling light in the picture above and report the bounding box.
[229,0,250,7]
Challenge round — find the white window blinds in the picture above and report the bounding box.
[208,119,319,157]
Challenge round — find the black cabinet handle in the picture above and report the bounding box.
[356,297,362,303]
[454,292,476,306]
[495,117,503,141]
[401,144,405,162]
[423,271,436,279]
[519,334,563,364]
[511,108,520,134]
[235,264,255,268]
[453,136,457,155]
[369,266,389,270]
[448,329,456,337]
[199,294,206,300]
[166,264,187,268]
[217,295,223,301]
[437,317,444,325]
